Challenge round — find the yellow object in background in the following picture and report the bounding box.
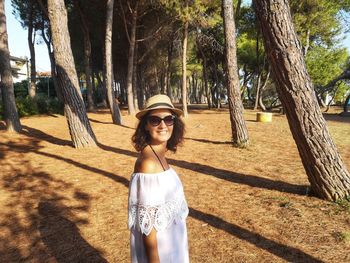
[257,112,273,122]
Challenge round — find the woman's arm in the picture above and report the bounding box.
[143,229,160,263]
[136,157,162,262]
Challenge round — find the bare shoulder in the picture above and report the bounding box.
[134,157,161,174]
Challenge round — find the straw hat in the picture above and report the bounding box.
[135,94,183,119]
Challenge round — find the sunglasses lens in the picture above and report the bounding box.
[163,115,175,126]
[148,116,162,126]
[147,115,175,126]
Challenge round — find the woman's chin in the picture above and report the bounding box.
[151,135,171,144]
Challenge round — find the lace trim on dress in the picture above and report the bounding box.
[128,191,189,236]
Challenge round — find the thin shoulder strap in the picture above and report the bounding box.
[149,145,166,171]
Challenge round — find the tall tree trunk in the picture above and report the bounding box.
[41,25,62,101]
[222,0,249,147]
[254,0,350,201]
[254,72,262,110]
[165,38,173,100]
[28,1,36,99]
[199,44,210,108]
[213,62,221,109]
[126,2,138,115]
[254,31,261,110]
[48,0,97,148]
[258,68,270,111]
[105,0,122,124]
[132,40,139,111]
[101,44,108,107]
[0,0,21,132]
[75,0,95,112]
[182,19,189,117]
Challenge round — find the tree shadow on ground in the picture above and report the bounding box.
[21,125,72,146]
[185,137,232,145]
[88,118,114,124]
[168,159,308,196]
[323,113,350,124]
[189,207,323,263]
[0,141,129,188]
[16,123,307,196]
[38,202,108,263]
[88,118,135,130]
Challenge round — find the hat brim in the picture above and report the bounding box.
[135,106,183,119]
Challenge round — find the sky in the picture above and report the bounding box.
[6,1,51,72]
[5,1,350,73]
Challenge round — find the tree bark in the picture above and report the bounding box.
[75,0,95,112]
[222,0,249,147]
[41,24,62,101]
[198,42,211,108]
[0,0,22,132]
[166,38,173,100]
[47,0,97,148]
[132,40,139,111]
[125,1,138,115]
[28,0,36,99]
[254,32,261,110]
[254,0,350,201]
[105,0,123,124]
[258,68,270,111]
[182,19,189,117]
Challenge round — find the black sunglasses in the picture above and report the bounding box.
[147,115,176,126]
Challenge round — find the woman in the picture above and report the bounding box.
[128,94,189,263]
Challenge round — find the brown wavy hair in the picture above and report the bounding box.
[132,110,185,152]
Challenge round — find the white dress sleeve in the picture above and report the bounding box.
[128,168,189,236]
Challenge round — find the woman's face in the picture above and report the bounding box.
[145,109,174,145]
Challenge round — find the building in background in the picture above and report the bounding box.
[10,55,29,83]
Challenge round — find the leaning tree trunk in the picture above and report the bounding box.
[28,1,36,99]
[181,20,189,118]
[254,0,350,201]
[47,0,97,148]
[0,0,21,132]
[75,0,95,112]
[105,0,122,124]
[126,2,138,115]
[222,0,249,147]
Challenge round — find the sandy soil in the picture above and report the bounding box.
[0,107,349,263]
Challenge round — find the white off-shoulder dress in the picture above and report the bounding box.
[128,167,189,263]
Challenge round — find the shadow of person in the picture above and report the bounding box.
[38,202,108,263]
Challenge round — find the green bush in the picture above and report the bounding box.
[36,96,49,114]
[0,96,64,119]
[16,97,38,117]
[48,98,64,114]
[14,80,29,98]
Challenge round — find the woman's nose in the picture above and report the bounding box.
[159,120,167,128]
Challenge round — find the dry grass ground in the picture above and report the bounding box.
[0,106,349,263]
